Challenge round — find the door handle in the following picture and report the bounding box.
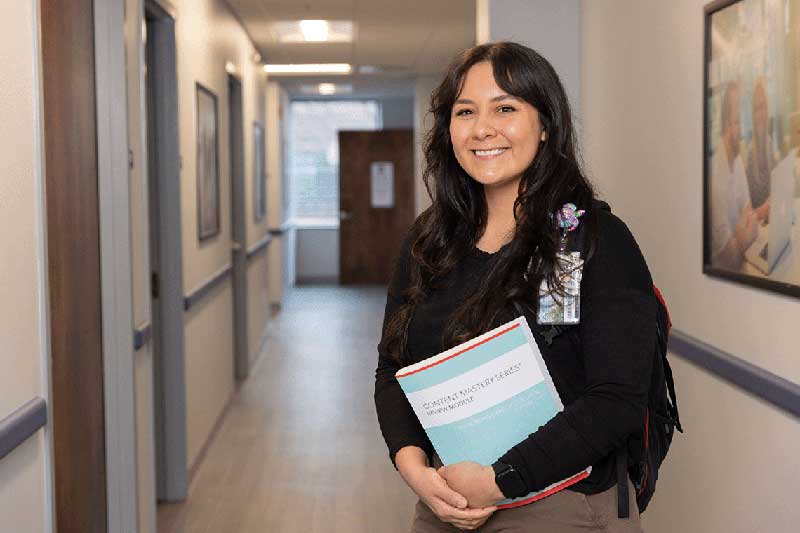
[339,210,351,221]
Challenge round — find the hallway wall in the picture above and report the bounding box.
[170,0,270,468]
[0,2,52,532]
[581,1,800,530]
[266,81,289,308]
[125,0,272,523]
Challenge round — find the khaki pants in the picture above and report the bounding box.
[411,455,642,533]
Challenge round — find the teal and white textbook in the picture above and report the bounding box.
[395,315,591,509]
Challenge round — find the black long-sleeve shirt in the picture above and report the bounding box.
[373,204,657,495]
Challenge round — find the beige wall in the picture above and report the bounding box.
[174,0,253,468]
[266,81,287,307]
[581,1,800,530]
[0,1,52,532]
[125,0,272,524]
[246,257,269,365]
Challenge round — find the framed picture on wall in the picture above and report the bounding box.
[196,82,220,241]
[253,121,266,222]
[703,0,800,298]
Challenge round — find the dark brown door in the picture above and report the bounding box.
[41,0,108,531]
[339,129,414,284]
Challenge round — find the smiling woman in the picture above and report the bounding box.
[374,41,658,533]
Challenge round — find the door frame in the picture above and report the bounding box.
[144,0,188,502]
[94,0,139,530]
[42,0,111,530]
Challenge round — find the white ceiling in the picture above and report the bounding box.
[225,0,476,98]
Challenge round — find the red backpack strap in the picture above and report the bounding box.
[652,284,671,333]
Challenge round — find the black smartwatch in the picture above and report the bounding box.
[491,461,527,498]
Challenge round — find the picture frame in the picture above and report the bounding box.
[253,121,266,222]
[196,82,220,241]
[703,0,800,298]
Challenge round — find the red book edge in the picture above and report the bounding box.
[495,469,590,510]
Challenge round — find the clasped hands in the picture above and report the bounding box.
[418,461,505,531]
[437,460,506,509]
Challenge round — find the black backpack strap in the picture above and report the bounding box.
[616,447,630,518]
[662,356,683,433]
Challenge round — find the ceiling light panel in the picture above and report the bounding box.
[263,63,352,74]
[299,83,354,95]
[269,20,354,43]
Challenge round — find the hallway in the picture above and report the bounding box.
[157,286,417,533]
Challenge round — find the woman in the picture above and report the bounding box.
[374,42,656,532]
[745,78,774,222]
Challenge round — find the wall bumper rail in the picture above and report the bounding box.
[246,234,272,260]
[184,263,233,311]
[0,397,47,461]
[669,329,800,419]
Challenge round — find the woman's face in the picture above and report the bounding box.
[449,61,544,192]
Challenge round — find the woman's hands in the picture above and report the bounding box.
[396,447,497,530]
[438,461,506,509]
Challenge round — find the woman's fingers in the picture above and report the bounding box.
[431,474,467,509]
[444,507,495,530]
[431,498,496,522]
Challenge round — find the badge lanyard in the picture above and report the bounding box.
[536,203,585,327]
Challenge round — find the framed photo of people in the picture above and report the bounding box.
[703,0,800,298]
[196,82,220,241]
[253,121,266,222]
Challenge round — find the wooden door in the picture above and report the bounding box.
[228,74,249,380]
[41,0,108,530]
[339,129,414,284]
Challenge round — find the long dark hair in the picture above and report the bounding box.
[385,42,599,366]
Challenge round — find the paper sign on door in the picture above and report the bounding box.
[370,162,394,208]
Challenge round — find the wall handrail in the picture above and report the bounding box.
[184,263,232,311]
[133,321,152,350]
[246,234,272,260]
[0,397,47,461]
[669,328,800,419]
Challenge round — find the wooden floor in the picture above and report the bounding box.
[157,286,418,533]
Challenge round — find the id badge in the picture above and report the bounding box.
[537,251,583,325]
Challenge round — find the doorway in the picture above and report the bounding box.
[338,129,414,284]
[144,1,188,503]
[228,74,249,380]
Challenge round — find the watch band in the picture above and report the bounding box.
[492,461,527,499]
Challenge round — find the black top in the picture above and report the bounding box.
[373,204,657,496]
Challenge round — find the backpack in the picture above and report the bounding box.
[617,282,682,518]
[539,201,683,518]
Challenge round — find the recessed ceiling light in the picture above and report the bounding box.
[358,65,382,74]
[269,20,354,43]
[300,83,353,95]
[317,83,337,95]
[299,83,353,95]
[263,63,352,75]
